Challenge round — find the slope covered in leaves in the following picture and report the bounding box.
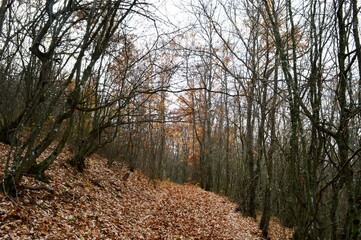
[0,143,292,239]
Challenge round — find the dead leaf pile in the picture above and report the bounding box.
[0,143,292,239]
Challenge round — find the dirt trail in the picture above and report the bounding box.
[0,143,291,239]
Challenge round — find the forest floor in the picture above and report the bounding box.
[0,143,292,239]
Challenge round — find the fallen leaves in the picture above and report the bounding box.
[0,142,292,239]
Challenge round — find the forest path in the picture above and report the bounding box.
[0,143,291,239]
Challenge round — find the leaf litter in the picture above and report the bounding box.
[0,143,292,239]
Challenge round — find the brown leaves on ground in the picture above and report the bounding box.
[0,143,292,239]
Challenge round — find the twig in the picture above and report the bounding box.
[19,185,54,194]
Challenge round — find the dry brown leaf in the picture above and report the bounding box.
[0,142,292,239]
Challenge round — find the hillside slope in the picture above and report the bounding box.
[0,143,292,239]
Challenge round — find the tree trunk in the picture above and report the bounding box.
[27,118,73,182]
[260,55,278,239]
[2,173,19,197]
